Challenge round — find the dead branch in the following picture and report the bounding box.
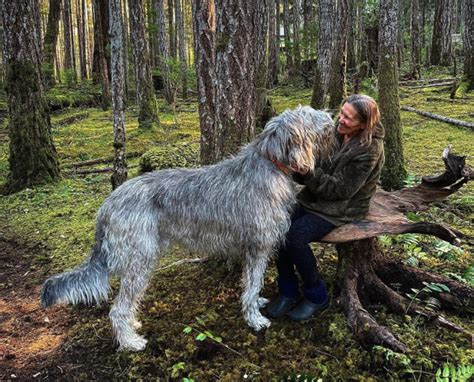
[63,151,144,168]
[401,106,474,129]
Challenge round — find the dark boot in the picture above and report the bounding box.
[287,280,329,321]
[266,277,299,318]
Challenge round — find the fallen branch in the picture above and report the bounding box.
[63,151,143,168]
[399,77,458,85]
[405,82,454,89]
[157,257,209,271]
[401,106,474,129]
[426,97,469,103]
[64,164,139,176]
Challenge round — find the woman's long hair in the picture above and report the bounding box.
[343,94,381,146]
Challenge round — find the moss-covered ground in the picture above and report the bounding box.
[0,79,472,381]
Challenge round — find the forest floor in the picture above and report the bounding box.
[0,74,473,381]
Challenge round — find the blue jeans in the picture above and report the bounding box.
[277,205,335,288]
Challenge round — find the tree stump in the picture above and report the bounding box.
[321,146,473,352]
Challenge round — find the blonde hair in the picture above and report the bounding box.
[343,94,380,145]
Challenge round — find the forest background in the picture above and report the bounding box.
[0,0,473,380]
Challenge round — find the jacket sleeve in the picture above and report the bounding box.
[302,148,378,201]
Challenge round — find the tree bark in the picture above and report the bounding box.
[463,0,474,89]
[92,0,111,109]
[109,0,128,189]
[167,0,176,60]
[292,0,302,72]
[76,0,88,80]
[214,0,257,160]
[378,0,407,191]
[155,0,176,105]
[282,0,293,70]
[192,0,216,165]
[62,0,76,81]
[328,0,349,110]
[129,0,159,129]
[2,0,60,194]
[411,0,422,79]
[267,0,279,87]
[175,0,187,99]
[431,0,454,66]
[310,0,333,109]
[43,0,61,87]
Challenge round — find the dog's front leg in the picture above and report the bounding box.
[241,252,271,331]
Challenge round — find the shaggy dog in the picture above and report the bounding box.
[41,106,336,351]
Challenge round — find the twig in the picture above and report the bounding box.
[157,257,209,270]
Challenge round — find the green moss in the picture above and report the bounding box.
[139,143,200,172]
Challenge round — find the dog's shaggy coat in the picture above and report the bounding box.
[41,106,336,351]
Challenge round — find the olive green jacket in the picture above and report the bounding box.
[296,123,385,226]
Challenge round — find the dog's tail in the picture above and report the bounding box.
[41,243,109,307]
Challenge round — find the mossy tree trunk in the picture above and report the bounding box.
[63,0,77,83]
[214,0,257,160]
[167,0,176,60]
[191,0,217,165]
[175,0,187,99]
[464,0,474,90]
[129,0,159,129]
[156,0,176,106]
[310,0,333,109]
[378,0,407,191]
[92,0,111,109]
[2,0,60,194]
[109,0,127,189]
[410,0,422,79]
[43,0,61,87]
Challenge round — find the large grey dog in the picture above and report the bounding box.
[41,106,336,351]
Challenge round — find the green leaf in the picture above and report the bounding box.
[196,333,207,341]
[183,326,193,334]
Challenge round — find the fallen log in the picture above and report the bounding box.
[405,82,454,89]
[399,77,458,85]
[401,106,474,129]
[320,146,473,352]
[63,151,143,168]
[426,97,469,103]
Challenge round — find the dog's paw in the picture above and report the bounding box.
[118,335,148,352]
[257,297,270,308]
[249,315,271,331]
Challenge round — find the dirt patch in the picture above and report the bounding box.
[0,237,77,380]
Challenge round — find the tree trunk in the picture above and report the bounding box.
[328,0,349,110]
[463,0,474,89]
[175,0,187,99]
[431,0,454,66]
[411,0,422,79]
[267,0,279,87]
[282,0,293,70]
[346,0,356,72]
[379,0,407,191]
[255,0,272,130]
[310,0,333,109]
[167,0,176,60]
[155,0,176,105]
[192,0,216,165]
[62,0,76,81]
[92,0,111,109]
[292,0,302,72]
[43,0,61,87]
[2,0,60,194]
[129,0,159,129]
[109,0,127,189]
[215,0,257,160]
[76,0,88,80]
[302,0,315,59]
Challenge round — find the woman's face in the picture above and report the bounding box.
[337,102,367,138]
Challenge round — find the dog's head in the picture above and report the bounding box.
[254,106,336,174]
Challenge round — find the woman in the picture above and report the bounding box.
[267,94,385,321]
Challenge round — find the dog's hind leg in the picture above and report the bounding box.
[241,251,272,331]
[109,239,158,351]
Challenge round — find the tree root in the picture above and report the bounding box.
[335,239,474,353]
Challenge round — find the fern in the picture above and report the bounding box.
[435,363,474,382]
